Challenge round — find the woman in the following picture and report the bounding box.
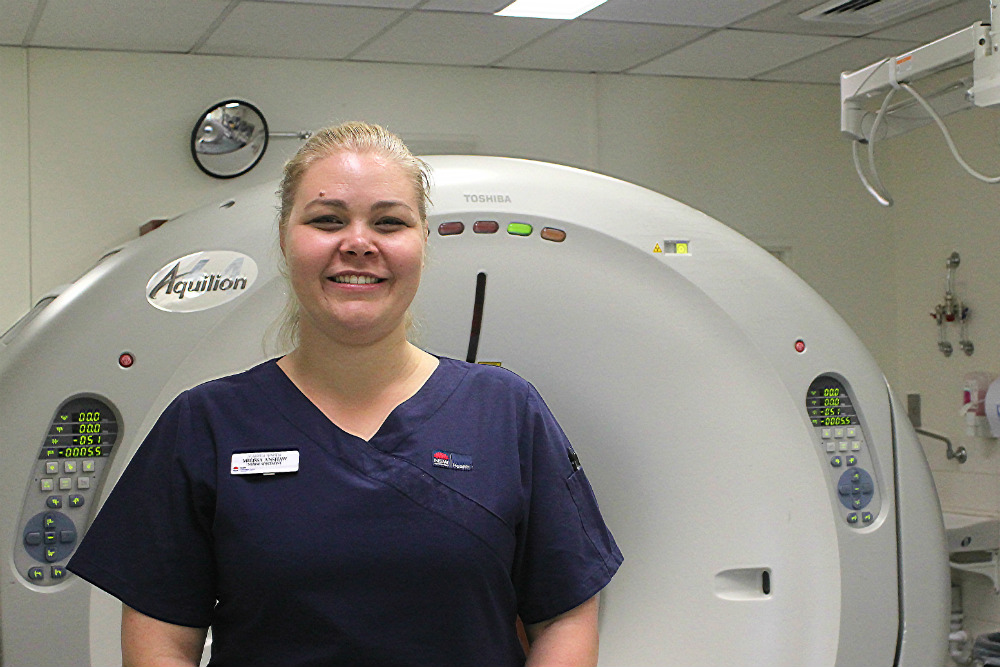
[69,121,622,667]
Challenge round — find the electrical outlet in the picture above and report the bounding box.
[907,393,922,428]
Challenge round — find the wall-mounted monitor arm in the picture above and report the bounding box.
[840,21,996,141]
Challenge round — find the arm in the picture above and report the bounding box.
[121,605,208,667]
[523,595,599,667]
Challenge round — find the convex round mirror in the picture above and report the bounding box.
[191,100,269,178]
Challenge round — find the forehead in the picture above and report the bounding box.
[295,151,417,206]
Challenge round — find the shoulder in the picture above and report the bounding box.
[174,358,281,415]
[436,356,539,400]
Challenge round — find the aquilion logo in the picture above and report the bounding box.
[146,251,258,313]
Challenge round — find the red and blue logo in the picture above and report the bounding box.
[432,451,473,471]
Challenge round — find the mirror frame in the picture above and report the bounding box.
[190,100,269,179]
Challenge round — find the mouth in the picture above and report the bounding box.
[329,274,385,285]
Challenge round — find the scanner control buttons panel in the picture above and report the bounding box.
[14,395,121,585]
[807,376,881,529]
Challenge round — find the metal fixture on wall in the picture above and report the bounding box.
[932,251,973,357]
[190,100,311,179]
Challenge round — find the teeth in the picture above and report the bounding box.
[332,275,381,285]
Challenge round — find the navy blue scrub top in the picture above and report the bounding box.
[69,357,623,667]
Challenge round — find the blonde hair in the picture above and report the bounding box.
[271,121,431,353]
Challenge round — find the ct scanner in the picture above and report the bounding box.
[0,156,948,666]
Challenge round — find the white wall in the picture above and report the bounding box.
[885,106,1000,650]
[0,47,31,334]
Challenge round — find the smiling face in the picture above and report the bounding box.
[281,150,428,347]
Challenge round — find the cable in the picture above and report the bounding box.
[852,140,893,206]
[899,81,1000,183]
[852,86,897,206]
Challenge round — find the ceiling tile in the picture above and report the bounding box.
[197,2,402,59]
[583,0,787,28]
[352,12,554,66]
[0,0,39,45]
[631,29,847,79]
[420,0,509,12]
[253,0,422,6]
[759,37,920,83]
[497,20,707,73]
[733,0,958,37]
[868,0,986,41]
[29,0,231,52]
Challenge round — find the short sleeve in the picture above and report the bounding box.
[68,391,217,628]
[512,388,623,624]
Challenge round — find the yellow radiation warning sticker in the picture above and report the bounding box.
[655,240,690,255]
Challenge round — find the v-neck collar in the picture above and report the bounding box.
[255,356,468,453]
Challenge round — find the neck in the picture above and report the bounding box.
[279,321,427,402]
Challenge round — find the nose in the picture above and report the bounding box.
[341,225,377,257]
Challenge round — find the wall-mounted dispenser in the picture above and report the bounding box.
[963,372,995,437]
[985,376,1000,438]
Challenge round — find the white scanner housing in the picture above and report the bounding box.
[0,156,948,666]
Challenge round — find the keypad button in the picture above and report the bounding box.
[77,477,91,490]
[847,513,859,525]
[82,460,96,472]
[59,478,72,491]
[851,441,861,451]
[862,512,875,524]
[69,494,85,508]
[822,429,833,439]
[59,530,76,544]
[43,513,58,529]
[50,566,66,579]
[846,456,858,467]
[27,567,45,582]
[830,456,843,468]
[45,461,59,475]
[45,547,59,563]
[44,531,56,544]
[40,479,54,492]
[25,532,42,546]
[46,496,63,509]
[63,461,77,474]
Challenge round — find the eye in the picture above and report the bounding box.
[375,217,409,229]
[307,215,343,229]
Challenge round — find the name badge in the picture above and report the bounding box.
[231,450,299,475]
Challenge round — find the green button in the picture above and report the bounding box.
[507,222,532,236]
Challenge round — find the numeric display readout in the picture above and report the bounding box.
[37,397,118,460]
[806,376,859,427]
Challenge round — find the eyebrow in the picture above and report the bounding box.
[304,198,415,214]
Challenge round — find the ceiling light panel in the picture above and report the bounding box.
[495,0,609,20]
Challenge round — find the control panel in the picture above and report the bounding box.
[14,395,121,585]
[806,375,882,528]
